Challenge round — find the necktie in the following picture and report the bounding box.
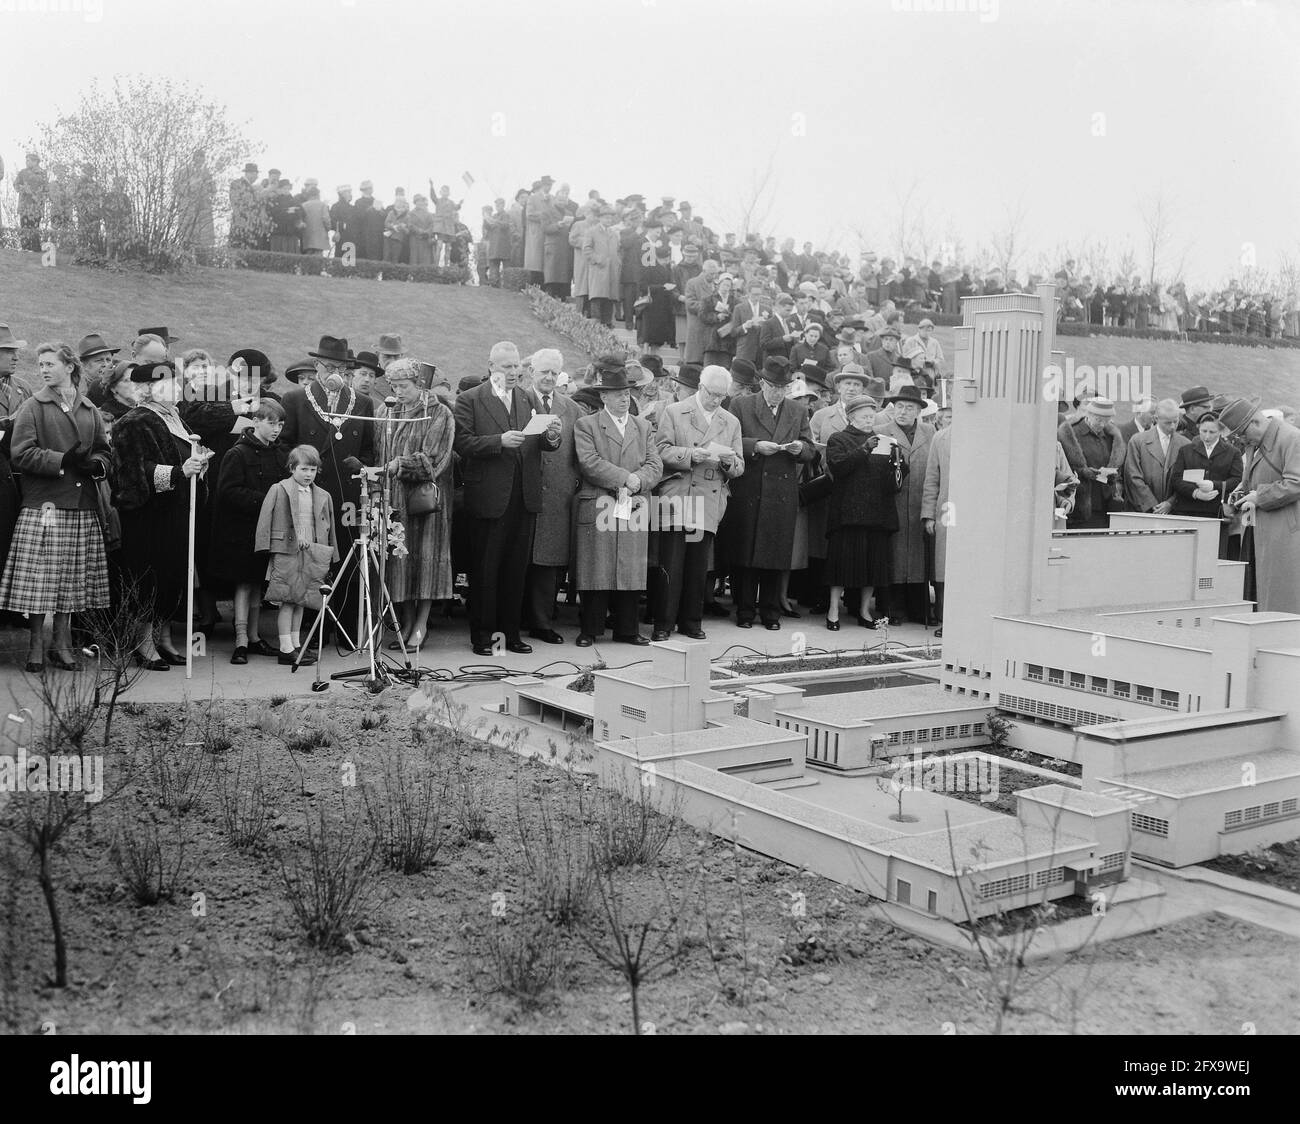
[542,395,551,412]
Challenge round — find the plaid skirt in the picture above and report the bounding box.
[0,507,111,614]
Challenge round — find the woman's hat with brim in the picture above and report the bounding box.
[76,332,118,360]
[1217,395,1262,437]
[307,335,358,366]
[626,361,655,389]
[128,359,178,383]
[760,356,792,386]
[919,398,939,419]
[228,349,272,383]
[883,384,927,407]
[843,394,880,416]
[285,361,317,384]
[1084,396,1117,418]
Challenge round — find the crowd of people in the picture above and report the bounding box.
[1,315,1296,675]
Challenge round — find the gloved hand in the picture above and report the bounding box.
[60,443,84,473]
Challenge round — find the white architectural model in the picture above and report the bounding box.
[503,285,1300,921]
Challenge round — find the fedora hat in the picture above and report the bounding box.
[760,356,792,386]
[1217,395,1262,437]
[883,384,927,407]
[0,325,29,350]
[284,361,316,384]
[1179,385,1214,409]
[378,333,404,354]
[673,363,702,391]
[729,358,759,387]
[128,359,178,384]
[353,350,381,373]
[76,332,118,360]
[802,366,830,392]
[138,326,180,344]
[878,325,902,340]
[307,335,358,366]
[639,354,664,377]
[243,162,259,174]
[627,362,654,389]
[833,363,868,387]
[864,376,888,401]
[593,365,631,391]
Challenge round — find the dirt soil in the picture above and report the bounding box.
[3,692,1298,1036]
[1203,841,1300,896]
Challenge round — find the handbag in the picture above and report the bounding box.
[405,480,442,515]
[799,473,834,507]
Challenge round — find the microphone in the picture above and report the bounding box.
[325,371,346,394]
[384,396,397,410]
[343,455,382,495]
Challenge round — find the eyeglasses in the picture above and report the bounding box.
[318,363,349,376]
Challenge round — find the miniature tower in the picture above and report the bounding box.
[940,284,1060,698]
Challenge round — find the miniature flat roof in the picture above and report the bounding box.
[1102,748,1300,798]
[1016,783,1132,816]
[614,717,803,756]
[995,605,1227,649]
[1076,708,1286,743]
[595,668,691,690]
[774,682,983,725]
[878,818,1095,877]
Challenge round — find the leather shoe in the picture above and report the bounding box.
[737,620,753,629]
[230,646,248,665]
[529,629,564,645]
[781,606,801,619]
[651,630,671,642]
[825,618,840,632]
[47,649,82,672]
[615,634,650,645]
[472,644,495,657]
[156,647,187,666]
[247,640,279,658]
[506,640,533,654]
[678,627,707,640]
[575,634,594,647]
[764,622,780,631]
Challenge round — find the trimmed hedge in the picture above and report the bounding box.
[526,286,630,362]
[1055,320,1300,350]
[200,246,470,285]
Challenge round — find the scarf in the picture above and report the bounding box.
[141,398,197,444]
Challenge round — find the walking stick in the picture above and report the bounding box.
[186,435,201,680]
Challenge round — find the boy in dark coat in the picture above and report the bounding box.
[209,399,288,662]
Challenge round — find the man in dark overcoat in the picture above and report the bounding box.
[719,356,814,629]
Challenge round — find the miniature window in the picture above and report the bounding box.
[620,705,647,722]
[926,890,938,913]
[1025,664,1043,682]
[931,727,945,740]
[1034,867,1065,888]
[1282,799,1298,814]
[1091,677,1109,693]
[1158,690,1179,709]
[1131,812,1169,837]
[1100,852,1126,871]
[901,730,914,744]
[916,729,930,743]
[887,731,901,746]
[1262,802,1279,818]
[1224,809,1243,829]
[1112,681,1130,698]
[1243,805,1261,823]
[945,726,958,738]
[1070,672,1086,689]
[1135,684,1154,703]
[1047,668,1065,685]
[896,879,911,905]
[973,722,984,736]
[959,724,971,737]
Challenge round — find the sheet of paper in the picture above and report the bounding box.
[871,438,895,456]
[522,413,558,435]
[1182,468,1206,483]
[704,441,736,459]
[612,488,632,521]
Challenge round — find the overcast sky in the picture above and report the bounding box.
[2,0,1297,287]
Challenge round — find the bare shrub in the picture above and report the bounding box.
[110,806,192,905]
[140,726,210,814]
[217,748,278,851]
[512,780,593,927]
[362,743,450,874]
[277,801,380,950]
[200,937,333,1034]
[472,910,568,1011]
[591,768,681,871]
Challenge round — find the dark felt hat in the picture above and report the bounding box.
[128,359,177,384]
[883,384,927,407]
[593,357,631,391]
[640,354,664,377]
[307,335,358,365]
[729,358,759,387]
[1179,385,1214,409]
[1217,396,1262,437]
[760,356,792,386]
[228,348,272,383]
[458,373,485,393]
[353,351,381,372]
[76,332,118,360]
[138,326,179,344]
[673,363,702,391]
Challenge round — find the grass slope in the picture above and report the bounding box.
[2,248,1296,412]
[0,249,578,392]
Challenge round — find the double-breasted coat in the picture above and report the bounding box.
[875,417,934,583]
[532,392,582,567]
[683,272,716,364]
[920,424,951,582]
[720,394,815,570]
[582,224,621,301]
[1241,418,1300,614]
[573,410,663,590]
[654,396,744,535]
